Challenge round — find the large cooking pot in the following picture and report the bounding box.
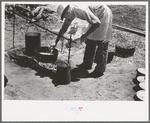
[115,45,135,58]
[25,26,41,56]
[35,47,58,63]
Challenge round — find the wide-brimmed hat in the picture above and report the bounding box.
[57,4,69,20]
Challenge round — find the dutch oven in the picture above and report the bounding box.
[35,47,58,63]
[115,46,135,58]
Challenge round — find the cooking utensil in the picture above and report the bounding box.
[25,25,40,56]
[35,47,58,63]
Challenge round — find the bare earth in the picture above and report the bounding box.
[4,5,145,101]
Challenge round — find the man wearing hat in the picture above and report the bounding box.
[55,4,113,78]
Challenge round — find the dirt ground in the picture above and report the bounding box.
[4,4,146,100]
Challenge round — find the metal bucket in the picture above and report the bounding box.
[25,26,41,56]
[55,62,71,85]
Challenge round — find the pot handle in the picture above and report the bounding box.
[26,25,39,33]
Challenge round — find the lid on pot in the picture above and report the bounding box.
[136,90,145,101]
[139,83,145,90]
[137,76,145,83]
[137,68,145,75]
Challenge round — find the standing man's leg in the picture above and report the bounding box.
[78,39,97,70]
[88,41,109,77]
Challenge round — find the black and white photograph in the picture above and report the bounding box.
[2,1,149,121]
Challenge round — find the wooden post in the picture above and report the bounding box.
[61,38,64,53]
[68,34,72,64]
[13,10,15,48]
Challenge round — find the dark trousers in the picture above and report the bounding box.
[83,39,109,73]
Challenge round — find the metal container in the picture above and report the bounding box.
[139,83,145,90]
[115,46,135,58]
[134,90,145,101]
[136,68,145,77]
[55,62,71,85]
[137,76,145,83]
[35,47,58,63]
[133,82,145,92]
[25,26,41,56]
[133,76,145,86]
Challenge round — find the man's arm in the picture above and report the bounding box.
[85,23,99,36]
[81,6,101,42]
[81,23,100,42]
[55,18,73,46]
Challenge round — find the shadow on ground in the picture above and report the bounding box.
[71,67,89,82]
